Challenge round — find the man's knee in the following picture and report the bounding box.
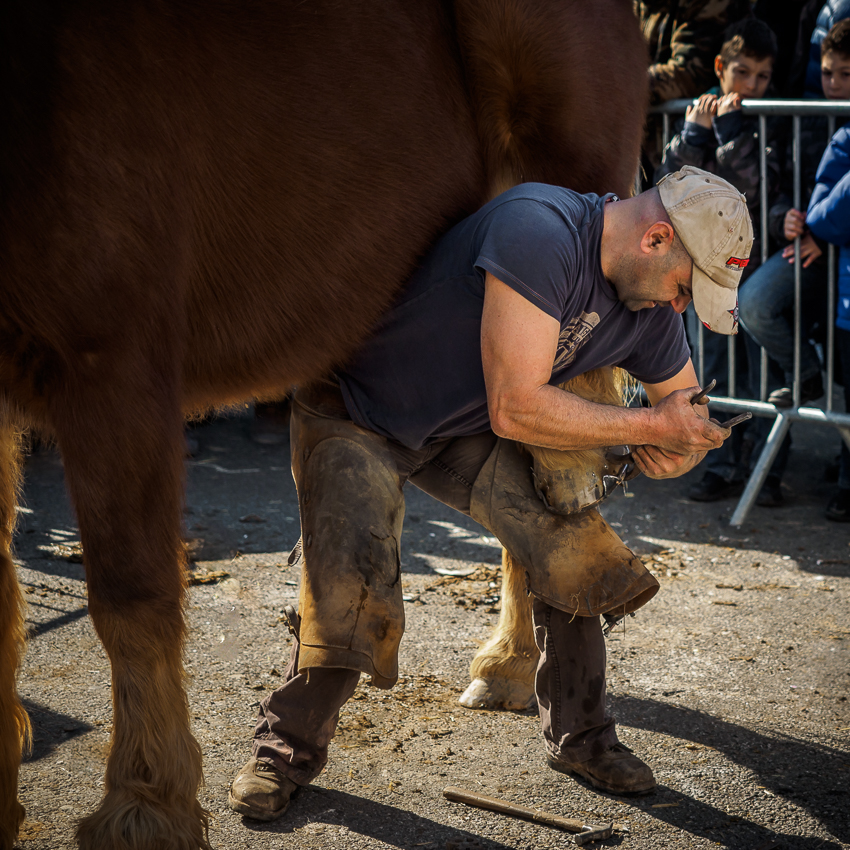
[470,439,658,617]
[290,389,406,689]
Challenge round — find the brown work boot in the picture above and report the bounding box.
[228,757,298,821]
[547,743,655,795]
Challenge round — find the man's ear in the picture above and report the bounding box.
[639,221,675,255]
[714,55,724,80]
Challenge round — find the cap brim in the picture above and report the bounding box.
[692,265,738,335]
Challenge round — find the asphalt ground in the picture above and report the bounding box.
[12,407,850,850]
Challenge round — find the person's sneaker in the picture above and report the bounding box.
[228,757,298,821]
[756,475,784,507]
[767,373,824,409]
[547,743,655,795]
[688,471,745,502]
[825,488,850,522]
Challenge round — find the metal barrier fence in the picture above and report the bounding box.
[650,98,850,525]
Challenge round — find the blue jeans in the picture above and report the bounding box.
[687,271,790,484]
[738,249,828,384]
[838,328,850,491]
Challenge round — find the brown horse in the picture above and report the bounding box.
[0,2,648,847]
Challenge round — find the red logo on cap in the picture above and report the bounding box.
[726,256,749,269]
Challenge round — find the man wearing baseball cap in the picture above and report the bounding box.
[230,166,752,820]
[657,165,752,334]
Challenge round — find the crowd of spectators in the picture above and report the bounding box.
[636,0,850,522]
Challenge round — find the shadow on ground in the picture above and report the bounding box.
[22,698,94,763]
[241,786,516,849]
[615,695,849,847]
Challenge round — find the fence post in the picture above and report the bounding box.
[730,414,792,527]
[758,114,769,401]
[826,115,837,412]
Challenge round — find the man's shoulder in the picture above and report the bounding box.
[491,182,592,204]
[485,184,605,228]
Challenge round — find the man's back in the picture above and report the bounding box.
[339,184,688,450]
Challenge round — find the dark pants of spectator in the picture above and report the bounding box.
[738,249,828,384]
[687,270,791,485]
[837,327,850,491]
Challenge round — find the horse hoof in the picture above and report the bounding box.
[458,677,536,711]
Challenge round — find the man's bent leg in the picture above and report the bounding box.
[532,597,615,762]
[290,384,407,687]
[231,383,409,820]
[533,597,655,794]
[229,632,360,821]
[253,637,360,784]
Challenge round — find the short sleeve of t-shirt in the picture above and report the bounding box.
[473,200,580,321]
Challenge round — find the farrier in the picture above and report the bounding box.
[229,166,753,820]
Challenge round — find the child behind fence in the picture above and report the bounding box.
[735,19,850,511]
[739,20,850,414]
[656,17,783,504]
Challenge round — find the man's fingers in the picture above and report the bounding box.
[632,446,666,476]
[689,379,715,405]
[635,444,680,463]
[703,419,731,446]
[633,444,691,479]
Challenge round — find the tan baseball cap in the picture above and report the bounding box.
[657,166,754,335]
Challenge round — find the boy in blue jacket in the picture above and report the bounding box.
[807,106,850,521]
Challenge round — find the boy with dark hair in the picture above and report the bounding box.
[806,19,850,522]
[718,15,779,68]
[637,0,751,170]
[820,17,850,97]
[658,17,779,259]
[657,17,782,503]
[740,20,850,403]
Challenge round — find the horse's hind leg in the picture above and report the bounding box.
[48,368,209,850]
[459,549,536,710]
[0,416,29,850]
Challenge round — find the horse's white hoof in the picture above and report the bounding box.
[458,677,536,711]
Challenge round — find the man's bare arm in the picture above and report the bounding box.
[480,272,727,455]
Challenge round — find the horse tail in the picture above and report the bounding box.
[0,406,30,847]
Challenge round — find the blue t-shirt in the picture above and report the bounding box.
[339,184,690,450]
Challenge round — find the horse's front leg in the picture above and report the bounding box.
[50,368,209,850]
[459,549,536,710]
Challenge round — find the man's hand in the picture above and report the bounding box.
[632,444,701,479]
[641,386,728,451]
[685,94,717,128]
[782,232,822,268]
[784,208,806,241]
[715,92,742,116]
[638,372,731,480]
